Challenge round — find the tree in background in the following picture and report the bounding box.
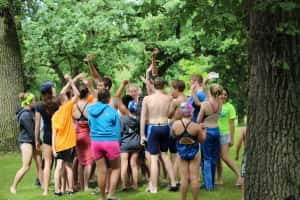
[0,0,25,151]
[246,0,300,199]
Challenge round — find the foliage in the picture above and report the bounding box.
[19,0,249,122]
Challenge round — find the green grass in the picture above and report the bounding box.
[0,128,244,200]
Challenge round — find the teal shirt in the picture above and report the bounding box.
[218,102,236,135]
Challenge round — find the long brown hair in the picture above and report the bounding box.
[41,90,58,116]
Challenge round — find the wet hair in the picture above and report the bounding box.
[41,91,58,116]
[153,77,167,90]
[190,74,203,84]
[122,95,134,108]
[101,77,112,90]
[79,85,89,99]
[171,80,185,92]
[97,89,111,104]
[209,83,223,98]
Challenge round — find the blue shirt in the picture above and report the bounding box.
[188,91,206,122]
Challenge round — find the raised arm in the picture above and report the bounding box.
[196,103,205,123]
[64,75,80,102]
[60,72,86,95]
[151,48,159,76]
[116,80,130,115]
[87,54,102,82]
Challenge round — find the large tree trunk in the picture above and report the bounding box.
[245,1,300,200]
[0,4,24,151]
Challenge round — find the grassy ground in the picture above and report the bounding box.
[0,128,244,200]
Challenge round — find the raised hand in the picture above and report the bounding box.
[64,74,71,81]
[87,54,94,62]
[153,48,159,55]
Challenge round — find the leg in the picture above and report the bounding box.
[54,159,64,193]
[189,154,200,200]
[120,153,129,190]
[216,157,223,184]
[130,152,139,190]
[108,158,121,198]
[41,144,53,195]
[96,158,107,200]
[65,162,74,192]
[178,158,189,200]
[33,149,43,187]
[83,164,92,191]
[10,143,33,193]
[160,152,177,187]
[171,153,179,183]
[149,154,159,192]
[78,164,84,190]
[220,144,242,185]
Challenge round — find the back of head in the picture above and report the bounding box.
[40,81,54,95]
[171,79,185,92]
[154,77,166,90]
[97,89,111,104]
[19,92,35,107]
[209,83,223,99]
[102,77,112,90]
[79,85,89,99]
[190,74,203,85]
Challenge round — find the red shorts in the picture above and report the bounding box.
[91,141,120,161]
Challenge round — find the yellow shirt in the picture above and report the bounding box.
[52,100,76,152]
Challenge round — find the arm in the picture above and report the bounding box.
[229,119,235,147]
[34,111,41,150]
[140,76,154,95]
[116,80,130,115]
[65,75,80,103]
[197,123,206,143]
[60,73,86,95]
[87,54,102,82]
[168,99,177,119]
[52,128,57,158]
[83,78,97,98]
[196,103,205,123]
[151,48,158,76]
[140,97,148,145]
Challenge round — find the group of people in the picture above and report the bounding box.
[10,49,246,200]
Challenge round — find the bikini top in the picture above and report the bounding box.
[75,103,88,121]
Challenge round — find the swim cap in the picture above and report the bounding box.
[128,100,137,113]
[179,102,194,117]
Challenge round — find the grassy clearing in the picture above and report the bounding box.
[0,128,244,200]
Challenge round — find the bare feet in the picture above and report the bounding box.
[215,180,224,185]
[42,191,48,196]
[10,186,16,194]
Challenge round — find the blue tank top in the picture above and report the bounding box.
[176,120,199,160]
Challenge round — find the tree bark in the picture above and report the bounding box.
[0,4,24,151]
[246,1,300,199]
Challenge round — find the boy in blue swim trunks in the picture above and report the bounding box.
[140,77,179,193]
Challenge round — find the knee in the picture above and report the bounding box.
[22,165,30,172]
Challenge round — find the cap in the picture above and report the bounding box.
[179,102,194,117]
[40,81,54,93]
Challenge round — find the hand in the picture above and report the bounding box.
[87,54,94,62]
[140,136,147,146]
[77,72,87,79]
[207,72,219,79]
[64,74,71,81]
[153,48,159,55]
[190,82,198,93]
[123,80,129,85]
[53,150,57,158]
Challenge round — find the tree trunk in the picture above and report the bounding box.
[246,1,300,199]
[0,4,24,151]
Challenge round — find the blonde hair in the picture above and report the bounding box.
[209,84,223,98]
[19,92,35,107]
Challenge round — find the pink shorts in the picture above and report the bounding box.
[91,141,120,161]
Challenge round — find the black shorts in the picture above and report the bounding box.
[56,148,75,163]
